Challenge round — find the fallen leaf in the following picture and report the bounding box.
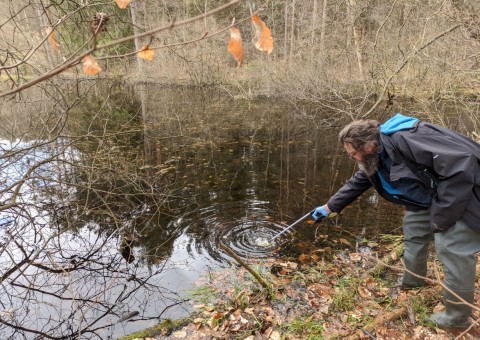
[264,327,273,338]
[206,318,216,329]
[308,282,333,297]
[270,331,281,340]
[172,330,187,338]
[230,323,241,331]
[349,252,362,262]
[211,311,222,319]
[298,254,311,262]
[244,307,255,315]
[358,286,372,298]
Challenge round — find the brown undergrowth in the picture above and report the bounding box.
[123,237,480,340]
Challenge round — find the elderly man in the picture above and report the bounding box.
[311,113,480,330]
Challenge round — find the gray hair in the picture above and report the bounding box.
[338,119,380,150]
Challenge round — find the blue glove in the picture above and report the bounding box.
[310,205,330,223]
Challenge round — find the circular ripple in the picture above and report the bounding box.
[183,204,295,263]
[216,219,289,259]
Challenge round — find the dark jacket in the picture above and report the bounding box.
[327,114,480,232]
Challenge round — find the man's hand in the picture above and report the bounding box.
[310,205,335,223]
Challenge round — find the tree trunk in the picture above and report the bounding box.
[347,0,367,90]
[284,0,289,62]
[289,0,296,62]
[35,0,55,69]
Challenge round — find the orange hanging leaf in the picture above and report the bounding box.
[115,0,131,9]
[138,45,155,61]
[82,55,102,75]
[45,27,60,52]
[251,15,274,54]
[227,26,244,67]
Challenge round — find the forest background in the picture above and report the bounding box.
[1,0,480,125]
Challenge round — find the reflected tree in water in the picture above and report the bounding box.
[0,82,188,338]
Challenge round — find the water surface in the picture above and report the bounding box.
[0,87,407,338]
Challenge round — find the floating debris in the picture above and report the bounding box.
[255,237,272,247]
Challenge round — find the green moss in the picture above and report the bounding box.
[118,317,190,340]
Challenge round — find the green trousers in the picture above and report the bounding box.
[402,209,480,290]
[402,209,480,327]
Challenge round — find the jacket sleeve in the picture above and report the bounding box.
[393,126,477,231]
[327,170,372,213]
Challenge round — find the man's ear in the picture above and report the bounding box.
[364,142,378,153]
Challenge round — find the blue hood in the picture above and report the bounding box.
[380,113,419,135]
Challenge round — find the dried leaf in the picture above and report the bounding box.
[172,330,187,338]
[264,326,273,338]
[230,323,241,331]
[115,0,131,9]
[244,307,255,315]
[270,331,281,340]
[211,311,222,319]
[138,45,155,61]
[227,26,243,67]
[251,15,274,54]
[206,318,215,329]
[349,252,362,262]
[298,254,311,262]
[308,282,333,297]
[82,55,101,75]
[358,286,372,298]
[45,27,60,52]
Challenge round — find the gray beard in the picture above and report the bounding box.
[358,153,380,177]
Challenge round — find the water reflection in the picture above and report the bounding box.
[0,87,407,338]
[143,88,405,266]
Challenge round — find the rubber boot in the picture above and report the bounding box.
[425,290,473,330]
[401,255,427,289]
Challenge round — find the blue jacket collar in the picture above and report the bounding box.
[380,113,419,135]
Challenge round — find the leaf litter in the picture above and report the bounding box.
[137,234,480,340]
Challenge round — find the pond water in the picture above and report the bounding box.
[108,86,406,336]
[0,86,409,339]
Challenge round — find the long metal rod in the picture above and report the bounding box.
[271,212,311,241]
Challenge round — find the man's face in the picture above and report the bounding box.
[344,142,379,176]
